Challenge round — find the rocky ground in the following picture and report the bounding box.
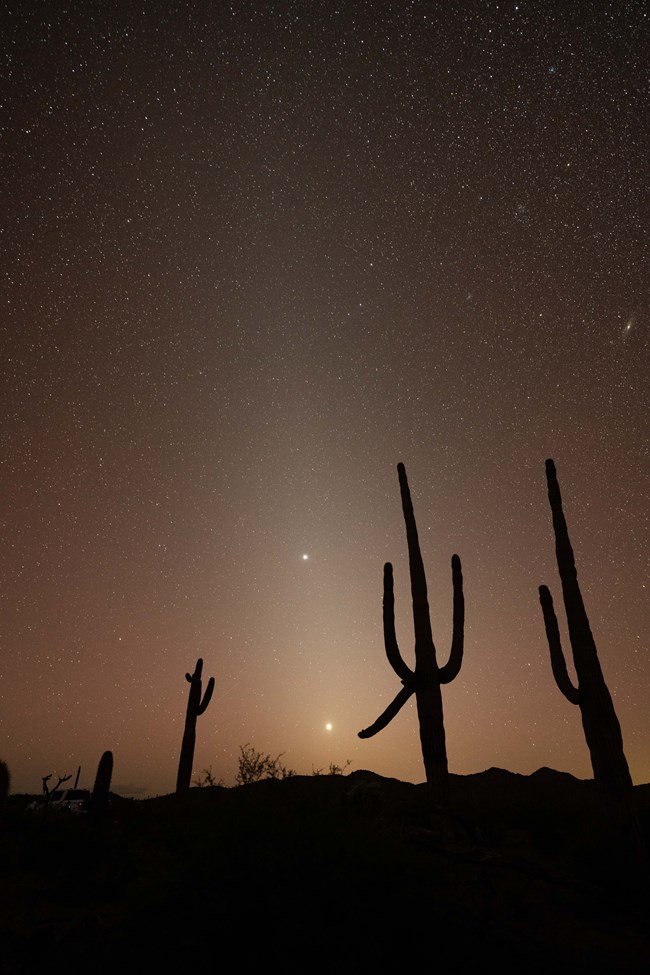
[2,768,649,973]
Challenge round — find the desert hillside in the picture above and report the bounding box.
[2,768,649,974]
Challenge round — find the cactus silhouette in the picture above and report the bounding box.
[359,463,464,804]
[176,658,215,794]
[0,760,9,812]
[538,459,633,802]
[91,750,113,815]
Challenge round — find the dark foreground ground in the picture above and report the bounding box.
[2,768,649,974]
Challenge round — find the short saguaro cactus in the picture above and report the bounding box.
[176,658,215,794]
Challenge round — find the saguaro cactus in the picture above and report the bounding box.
[176,658,215,794]
[538,459,633,801]
[91,750,113,815]
[359,463,464,804]
[0,760,9,813]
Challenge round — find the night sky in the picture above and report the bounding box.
[2,0,648,798]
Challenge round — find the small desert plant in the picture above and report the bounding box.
[192,766,224,788]
[40,772,71,813]
[312,760,352,776]
[236,744,295,785]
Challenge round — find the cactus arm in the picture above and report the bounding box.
[358,683,416,738]
[438,554,465,685]
[198,676,215,715]
[539,585,580,705]
[383,563,414,682]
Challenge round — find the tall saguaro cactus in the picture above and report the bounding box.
[359,463,464,804]
[176,658,215,794]
[538,459,633,802]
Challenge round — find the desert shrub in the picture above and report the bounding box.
[312,760,352,776]
[236,744,295,785]
[192,766,224,788]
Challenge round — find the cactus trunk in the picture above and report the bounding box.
[176,719,197,794]
[415,679,448,796]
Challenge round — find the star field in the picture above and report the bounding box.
[2,0,648,796]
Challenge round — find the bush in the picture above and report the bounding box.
[312,760,352,776]
[192,766,224,788]
[236,744,295,785]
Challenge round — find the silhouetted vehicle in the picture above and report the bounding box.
[27,788,91,814]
